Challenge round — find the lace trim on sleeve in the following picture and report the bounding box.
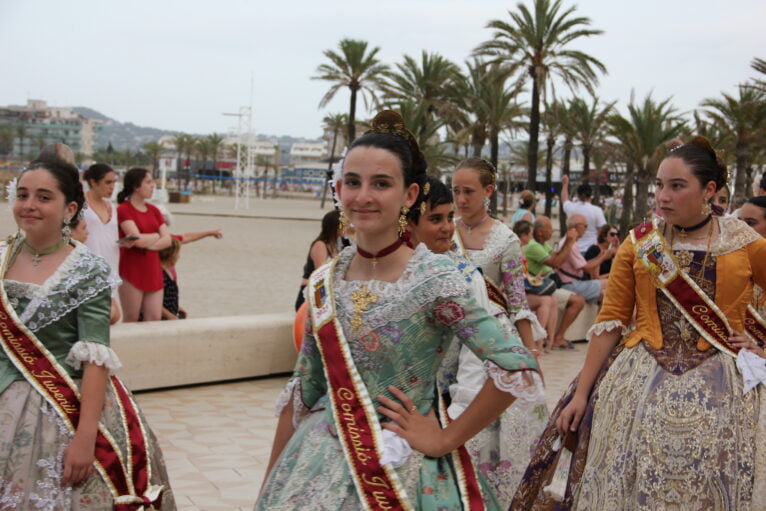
[483,360,546,405]
[514,309,547,341]
[585,320,628,341]
[275,377,311,429]
[65,341,122,373]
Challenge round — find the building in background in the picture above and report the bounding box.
[0,100,100,158]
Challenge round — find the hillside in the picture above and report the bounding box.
[72,107,322,154]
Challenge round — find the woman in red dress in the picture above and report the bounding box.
[116,167,171,321]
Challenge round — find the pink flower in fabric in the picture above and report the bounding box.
[434,301,465,326]
[361,332,380,352]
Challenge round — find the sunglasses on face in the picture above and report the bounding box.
[608,232,619,237]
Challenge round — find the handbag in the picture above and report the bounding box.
[524,272,557,296]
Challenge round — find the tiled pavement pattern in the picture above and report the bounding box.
[136,344,587,510]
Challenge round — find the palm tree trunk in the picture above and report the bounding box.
[489,129,499,214]
[584,145,599,207]
[527,73,541,191]
[544,133,554,217]
[348,88,358,143]
[320,129,339,208]
[634,163,651,222]
[619,161,635,236]
[559,136,573,234]
[734,140,748,203]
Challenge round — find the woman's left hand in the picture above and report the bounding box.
[730,331,766,358]
[378,386,449,458]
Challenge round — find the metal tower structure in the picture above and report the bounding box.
[224,106,255,209]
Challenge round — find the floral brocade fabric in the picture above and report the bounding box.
[257,244,539,510]
[642,250,717,374]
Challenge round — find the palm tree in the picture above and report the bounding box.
[541,100,565,217]
[320,112,348,208]
[207,133,225,190]
[567,96,616,206]
[702,85,766,202]
[475,0,606,190]
[752,57,766,90]
[383,51,460,140]
[396,99,458,174]
[16,124,27,158]
[172,133,195,184]
[608,93,686,231]
[313,38,390,144]
[143,141,164,178]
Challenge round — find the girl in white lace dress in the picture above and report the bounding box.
[0,158,174,509]
[451,158,549,505]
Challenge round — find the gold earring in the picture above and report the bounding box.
[398,206,410,237]
[339,211,350,230]
[701,200,711,216]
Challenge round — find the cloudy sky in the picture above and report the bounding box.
[2,0,764,141]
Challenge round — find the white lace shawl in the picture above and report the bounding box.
[1,240,120,332]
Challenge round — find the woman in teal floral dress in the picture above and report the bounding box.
[0,157,174,509]
[256,111,542,510]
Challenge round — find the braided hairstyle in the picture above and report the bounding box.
[23,157,86,221]
[347,110,429,217]
[455,157,496,188]
[664,135,728,193]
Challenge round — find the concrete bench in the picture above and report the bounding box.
[557,302,599,342]
[111,314,297,391]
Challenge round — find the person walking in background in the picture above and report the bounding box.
[294,209,343,311]
[561,174,606,255]
[523,216,586,349]
[0,157,174,508]
[511,190,536,225]
[583,223,619,280]
[117,167,171,322]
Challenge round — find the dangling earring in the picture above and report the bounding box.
[62,217,72,242]
[339,210,350,231]
[701,200,712,216]
[398,206,410,237]
[483,196,491,214]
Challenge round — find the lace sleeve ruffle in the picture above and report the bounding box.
[585,320,628,341]
[65,341,122,373]
[484,360,546,405]
[275,377,311,429]
[514,309,547,341]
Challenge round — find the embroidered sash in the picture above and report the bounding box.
[631,221,738,357]
[437,394,485,511]
[307,261,412,511]
[0,239,163,510]
[451,233,509,312]
[745,305,766,347]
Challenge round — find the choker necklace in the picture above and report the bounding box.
[460,214,489,234]
[24,239,68,266]
[357,237,405,270]
[673,215,712,240]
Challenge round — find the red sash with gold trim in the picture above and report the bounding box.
[0,240,163,510]
[437,394,485,511]
[308,260,412,511]
[451,233,508,313]
[631,221,739,356]
[745,305,766,348]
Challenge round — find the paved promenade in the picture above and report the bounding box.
[135,346,585,510]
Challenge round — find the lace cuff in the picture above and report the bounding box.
[585,320,628,341]
[515,310,547,341]
[65,341,122,373]
[275,377,310,429]
[484,360,546,405]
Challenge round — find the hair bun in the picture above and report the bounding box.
[366,110,427,177]
[688,135,727,173]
